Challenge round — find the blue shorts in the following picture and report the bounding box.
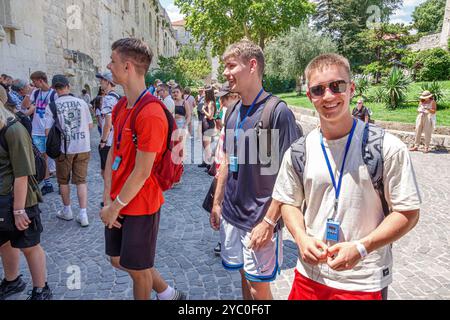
[32,135,47,153]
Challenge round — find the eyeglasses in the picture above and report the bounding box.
[309,80,349,98]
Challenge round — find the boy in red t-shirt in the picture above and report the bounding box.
[100,38,184,300]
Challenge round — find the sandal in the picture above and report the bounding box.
[409,146,418,152]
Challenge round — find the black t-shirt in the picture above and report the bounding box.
[222,96,302,232]
[352,106,370,122]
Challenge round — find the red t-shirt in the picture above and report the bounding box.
[110,98,168,216]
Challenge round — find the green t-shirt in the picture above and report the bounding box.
[0,120,42,208]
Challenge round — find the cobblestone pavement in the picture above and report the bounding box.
[2,121,450,300]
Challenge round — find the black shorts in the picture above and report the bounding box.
[99,145,111,171]
[0,205,43,249]
[105,210,160,271]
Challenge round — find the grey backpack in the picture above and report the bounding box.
[290,123,390,216]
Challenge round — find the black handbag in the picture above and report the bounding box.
[0,193,14,232]
[202,178,217,213]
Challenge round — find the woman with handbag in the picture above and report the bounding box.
[0,100,52,300]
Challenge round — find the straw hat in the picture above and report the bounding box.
[419,90,433,100]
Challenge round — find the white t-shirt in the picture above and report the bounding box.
[45,95,93,154]
[100,93,119,147]
[30,89,57,136]
[163,95,175,115]
[272,120,421,292]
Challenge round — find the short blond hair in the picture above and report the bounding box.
[222,40,265,78]
[305,53,352,84]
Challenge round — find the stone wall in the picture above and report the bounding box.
[0,0,177,96]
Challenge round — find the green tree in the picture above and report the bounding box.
[415,48,450,81]
[359,23,417,83]
[265,23,337,93]
[313,0,402,68]
[174,0,315,56]
[148,46,212,87]
[412,0,446,33]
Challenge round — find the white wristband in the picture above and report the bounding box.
[354,241,368,259]
[115,195,128,207]
[263,216,277,228]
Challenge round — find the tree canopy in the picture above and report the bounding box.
[174,0,315,56]
[265,23,337,81]
[412,0,446,34]
[313,0,403,68]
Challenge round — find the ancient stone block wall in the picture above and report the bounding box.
[0,0,178,96]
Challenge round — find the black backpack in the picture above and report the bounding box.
[225,95,304,158]
[290,123,390,216]
[46,101,67,159]
[0,118,47,183]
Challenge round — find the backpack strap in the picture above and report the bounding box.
[49,90,57,103]
[0,118,19,152]
[224,100,241,128]
[129,93,171,153]
[256,95,283,157]
[362,123,390,216]
[49,101,58,121]
[49,101,68,156]
[32,89,40,103]
[290,135,308,213]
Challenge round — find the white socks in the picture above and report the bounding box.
[79,208,87,216]
[64,205,72,214]
[157,286,175,300]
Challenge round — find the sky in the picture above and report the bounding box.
[160,0,429,24]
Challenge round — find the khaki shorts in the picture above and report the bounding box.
[56,152,90,185]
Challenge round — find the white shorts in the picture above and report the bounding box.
[220,218,283,282]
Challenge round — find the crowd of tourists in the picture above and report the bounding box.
[0,36,425,301]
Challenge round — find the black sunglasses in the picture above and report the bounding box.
[309,80,349,98]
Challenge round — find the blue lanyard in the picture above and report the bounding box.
[320,119,357,217]
[117,89,148,150]
[234,88,265,141]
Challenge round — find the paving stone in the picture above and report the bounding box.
[1,124,448,300]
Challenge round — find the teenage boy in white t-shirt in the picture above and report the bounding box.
[272,53,421,300]
[45,75,93,227]
[29,71,58,195]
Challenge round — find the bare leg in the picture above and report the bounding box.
[0,242,20,281]
[240,270,253,300]
[128,268,153,300]
[150,268,168,293]
[110,257,167,294]
[76,184,88,209]
[21,245,47,288]
[247,280,273,300]
[60,184,71,206]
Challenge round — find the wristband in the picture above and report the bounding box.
[354,241,368,259]
[263,216,277,228]
[115,195,128,207]
[13,209,26,216]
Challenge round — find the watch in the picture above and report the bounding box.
[100,140,106,144]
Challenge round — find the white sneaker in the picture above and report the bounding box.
[56,209,73,221]
[76,212,89,227]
